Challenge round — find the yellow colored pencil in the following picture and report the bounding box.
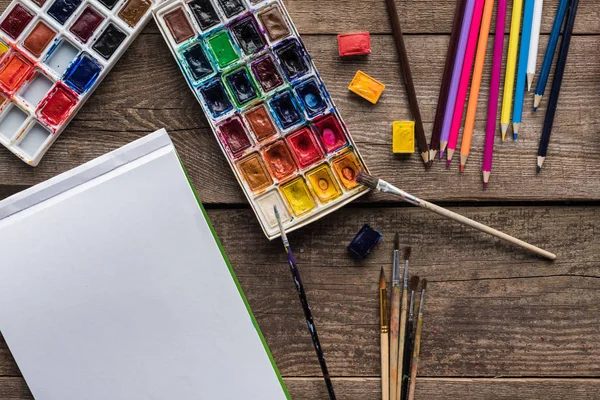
[460,0,494,171]
[500,0,523,140]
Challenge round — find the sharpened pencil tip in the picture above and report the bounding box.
[513,133,518,141]
[459,164,465,173]
[446,159,451,168]
[439,150,445,159]
[483,182,488,190]
[536,166,542,174]
[533,107,538,112]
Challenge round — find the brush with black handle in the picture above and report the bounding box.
[402,276,419,400]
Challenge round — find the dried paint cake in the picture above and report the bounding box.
[153,0,369,239]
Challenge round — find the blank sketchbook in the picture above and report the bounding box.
[0,129,290,400]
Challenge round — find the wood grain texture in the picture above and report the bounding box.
[0,33,597,203]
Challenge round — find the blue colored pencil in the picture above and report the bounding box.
[512,0,536,140]
[534,0,569,111]
[273,206,336,400]
[537,0,578,172]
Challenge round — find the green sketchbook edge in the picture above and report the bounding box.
[178,157,291,400]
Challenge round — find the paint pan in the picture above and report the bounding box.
[0,0,155,165]
[153,0,370,239]
[0,102,28,140]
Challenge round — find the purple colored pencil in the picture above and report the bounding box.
[440,0,476,158]
[482,0,507,189]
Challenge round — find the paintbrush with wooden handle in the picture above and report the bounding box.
[380,268,390,400]
[356,172,556,260]
[396,247,410,399]
[402,276,419,400]
[407,280,427,400]
[389,235,401,400]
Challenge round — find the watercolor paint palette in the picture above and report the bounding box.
[0,0,154,165]
[153,0,369,239]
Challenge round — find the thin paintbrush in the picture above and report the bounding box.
[407,280,427,400]
[401,276,419,400]
[274,206,336,400]
[384,0,429,166]
[396,247,410,399]
[380,268,390,400]
[389,234,401,400]
[355,172,556,260]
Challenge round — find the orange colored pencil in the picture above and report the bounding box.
[459,0,494,171]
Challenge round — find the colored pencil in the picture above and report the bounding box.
[483,0,508,188]
[446,0,486,166]
[356,172,557,260]
[500,0,523,140]
[440,0,476,158]
[460,0,494,171]
[537,0,578,173]
[527,0,544,92]
[380,268,390,400]
[396,247,410,399]
[512,0,536,140]
[389,235,401,400]
[407,280,427,400]
[401,276,419,400]
[430,0,467,163]
[383,0,429,166]
[273,206,336,400]
[534,0,569,111]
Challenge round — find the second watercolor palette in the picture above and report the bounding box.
[153,0,369,239]
[0,0,154,165]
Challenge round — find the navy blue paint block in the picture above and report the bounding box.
[64,53,102,94]
[224,67,258,107]
[231,16,265,56]
[274,39,309,81]
[294,78,328,118]
[347,224,382,260]
[47,0,84,25]
[182,43,214,82]
[199,79,233,118]
[269,91,304,130]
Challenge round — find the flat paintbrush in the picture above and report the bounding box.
[407,280,427,400]
[389,234,401,400]
[355,172,556,261]
[274,206,336,400]
[396,247,410,399]
[401,276,419,400]
[380,268,390,400]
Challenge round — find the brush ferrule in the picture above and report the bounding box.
[409,291,415,318]
[418,290,426,314]
[392,251,400,285]
[403,261,409,290]
[379,180,421,206]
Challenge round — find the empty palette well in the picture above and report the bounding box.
[0,104,28,140]
[17,122,50,156]
[19,72,54,106]
[44,39,79,76]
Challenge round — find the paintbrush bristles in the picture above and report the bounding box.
[410,276,420,291]
[356,171,379,190]
[395,233,400,251]
[422,279,427,291]
[404,246,411,260]
[380,268,386,290]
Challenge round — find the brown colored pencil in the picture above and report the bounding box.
[407,280,427,400]
[396,247,410,399]
[380,268,390,400]
[389,235,401,400]
[384,0,429,167]
[429,0,467,164]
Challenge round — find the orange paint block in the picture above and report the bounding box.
[0,53,33,93]
[332,150,364,190]
[348,70,385,104]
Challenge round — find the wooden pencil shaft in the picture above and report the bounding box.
[513,0,536,127]
[384,0,428,159]
[381,332,390,400]
[431,0,467,153]
[500,0,523,129]
[527,0,544,77]
[538,0,578,158]
[407,316,423,400]
[376,179,556,260]
[396,289,408,399]
[389,285,401,400]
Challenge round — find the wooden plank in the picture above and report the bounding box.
[0,34,598,203]
[2,377,600,400]
[2,206,596,378]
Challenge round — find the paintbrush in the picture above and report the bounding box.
[401,276,419,400]
[274,206,336,400]
[396,247,410,399]
[389,234,401,400]
[380,268,390,400]
[355,172,556,260]
[407,280,427,400]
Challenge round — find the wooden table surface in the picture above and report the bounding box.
[1,0,599,399]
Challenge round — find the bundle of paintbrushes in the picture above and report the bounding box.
[379,239,427,400]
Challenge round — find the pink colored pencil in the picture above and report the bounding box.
[483,0,507,188]
[446,0,486,167]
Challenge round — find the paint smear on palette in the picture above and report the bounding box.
[306,164,341,203]
[237,152,272,192]
[263,140,296,180]
[70,6,105,43]
[23,22,56,57]
[332,151,362,190]
[286,127,323,168]
[38,85,78,126]
[244,104,277,142]
[218,116,251,155]
[280,177,315,216]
